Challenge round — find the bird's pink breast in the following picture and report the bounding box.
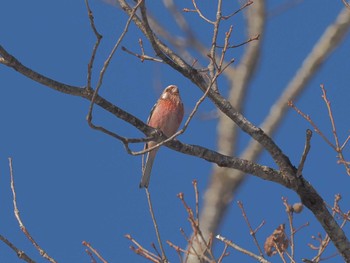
[148,99,183,137]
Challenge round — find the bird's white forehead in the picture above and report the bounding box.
[161,91,170,99]
[161,85,178,99]
[168,85,178,92]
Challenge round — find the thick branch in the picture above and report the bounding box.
[0,46,84,96]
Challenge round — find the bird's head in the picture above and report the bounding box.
[161,85,180,99]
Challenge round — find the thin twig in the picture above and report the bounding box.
[340,135,350,151]
[166,241,184,263]
[125,234,161,262]
[151,242,164,262]
[320,84,350,175]
[321,85,340,150]
[121,45,164,63]
[188,0,214,24]
[311,235,331,262]
[217,26,233,73]
[282,197,295,260]
[216,235,271,263]
[179,228,201,262]
[297,129,312,177]
[84,248,98,263]
[85,0,103,90]
[274,242,288,263]
[217,34,260,49]
[328,195,350,222]
[82,241,108,263]
[145,188,168,262]
[293,222,310,234]
[217,243,229,263]
[284,250,297,263]
[237,201,265,257]
[222,0,253,20]
[9,158,57,263]
[193,180,199,225]
[288,101,335,149]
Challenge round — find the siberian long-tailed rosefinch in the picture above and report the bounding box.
[139,85,184,188]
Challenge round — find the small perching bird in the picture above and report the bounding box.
[139,85,184,188]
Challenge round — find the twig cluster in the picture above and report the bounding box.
[126,180,225,263]
[1,158,348,263]
[231,198,305,262]
[125,183,309,263]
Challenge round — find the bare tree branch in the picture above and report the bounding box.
[145,188,168,262]
[0,234,36,263]
[2,1,350,261]
[9,158,57,263]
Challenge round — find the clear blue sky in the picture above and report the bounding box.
[1,1,349,262]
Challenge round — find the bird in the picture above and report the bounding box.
[139,85,184,188]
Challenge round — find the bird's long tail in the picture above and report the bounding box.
[139,150,157,188]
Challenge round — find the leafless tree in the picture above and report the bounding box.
[1,0,350,262]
